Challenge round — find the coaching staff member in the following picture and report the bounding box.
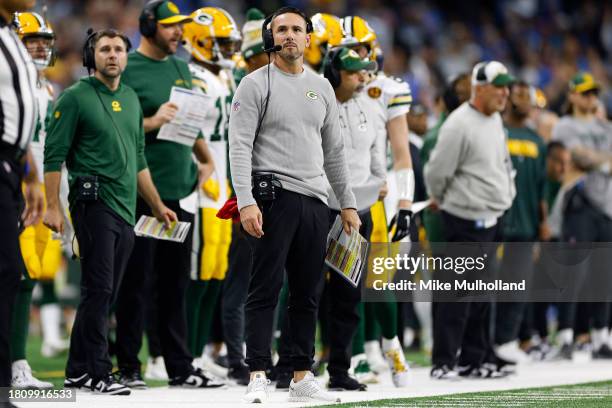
[425,61,516,380]
[229,7,360,404]
[43,29,176,395]
[0,0,42,401]
[115,0,222,389]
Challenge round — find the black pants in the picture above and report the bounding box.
[245,190,329,372]
[222,223,252,368]
[327,210,373,377]
[115,199,194,378]
[494,239,535,345]
[431,211,499,368]
[0,157,24,388]
[66,201,134,381]
[557,187,612,332]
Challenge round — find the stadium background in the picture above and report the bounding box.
[38,0,612,120]
[13,0,612,405]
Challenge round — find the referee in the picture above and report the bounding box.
[0,0,42,403]
[229,7,359,404]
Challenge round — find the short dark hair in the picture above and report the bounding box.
[510,79,530,91]
[546,141,566,157]
[91,29,131,51]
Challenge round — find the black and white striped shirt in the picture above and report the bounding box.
[0,15,37,153]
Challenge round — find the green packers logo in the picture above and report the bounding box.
[111,101,122,112]
[306,90,318,100]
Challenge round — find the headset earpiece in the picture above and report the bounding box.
[261,7,313,52]
[139,0,164,38]
[82,28,97,71]
[82,29,132,72]
[323,48,342,89]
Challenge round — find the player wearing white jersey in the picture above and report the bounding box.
[182,6,240,376]
[339,15,414,388]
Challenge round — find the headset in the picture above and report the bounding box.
[253,7,313,145]
[82,28,132,72]
[261,6,313,53]
[322,47,343,89]
[139,0,165,38]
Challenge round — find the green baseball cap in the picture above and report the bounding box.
[154,1,191,25]
[334,47,377,72]
[569,72,600,94]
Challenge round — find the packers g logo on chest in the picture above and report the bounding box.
[111,101,122,112]
[306,90,318,100]
[368,87,382,99]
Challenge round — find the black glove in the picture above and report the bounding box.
[389,208,412,242]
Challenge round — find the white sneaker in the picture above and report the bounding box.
[144,356,168,381]
[41,339,70,358]
[365,341,388,374]
[243,373,270,403]
[200,354,228,379]
[382,337,410,388]
[288,372,340,403]
[495,341,530,364]
[11,360,54,389]
[349,354,379,384]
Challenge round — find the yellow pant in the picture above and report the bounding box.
[366,200,400,288]
[195,207,232,281]
[18,184,62,280]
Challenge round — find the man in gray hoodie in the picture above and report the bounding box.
[425,61,516,379]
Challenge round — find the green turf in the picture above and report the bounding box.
[317,380,612,407]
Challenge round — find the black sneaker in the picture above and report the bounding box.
[275,369,292,390]
[118,369,147,389]
[553,343,573,360]
[228,364,250,386]
[214,354,229,368]
[169,368,225,388]
[328,374,367,391]
[64,373,92,391]
[458,364,507,379]
[593,344,612,359]
[430,365,459,380]
[91,374,131,395]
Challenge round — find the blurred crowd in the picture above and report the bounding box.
[40,0,612,120]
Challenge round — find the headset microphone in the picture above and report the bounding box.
[264,44,282,53]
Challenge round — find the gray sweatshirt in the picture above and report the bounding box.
[229,63,356,210]
[327,94,386,211]
[552,116,612,218]
[424,102,516,220]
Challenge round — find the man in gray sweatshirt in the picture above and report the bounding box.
[228,7,359,404]
[425,61,516,379]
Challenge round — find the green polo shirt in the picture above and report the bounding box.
[121,51,197,201]
[502,126,547,239]
[44,77,147,225]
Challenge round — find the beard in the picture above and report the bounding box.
[154,33,177,55]
[98,64,122,79]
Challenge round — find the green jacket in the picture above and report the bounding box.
[44,77,147,225]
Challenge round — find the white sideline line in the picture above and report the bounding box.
[16,360,612,408]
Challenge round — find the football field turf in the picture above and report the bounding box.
[19,335,612,407]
